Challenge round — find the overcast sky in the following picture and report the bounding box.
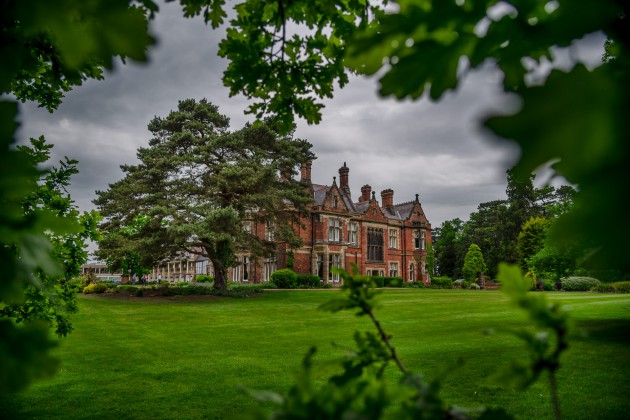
[16,2,605,235]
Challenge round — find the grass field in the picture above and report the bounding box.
[2,289,629,419]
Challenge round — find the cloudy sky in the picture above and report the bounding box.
[16,2,605,233]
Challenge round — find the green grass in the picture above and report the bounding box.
[2,290,629,419]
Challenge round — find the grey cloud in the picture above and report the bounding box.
[15,2,600,234]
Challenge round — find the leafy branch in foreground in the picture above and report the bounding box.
[248,264,573,419]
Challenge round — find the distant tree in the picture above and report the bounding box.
[529,245,581,284]
[433,218,463,278]
[94,99,314,291]
[460,200,508,278]
[545,185,577,218]
[518,217,552,272]
[463,244,486,284]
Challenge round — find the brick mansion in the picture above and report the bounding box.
[228,161,433,285]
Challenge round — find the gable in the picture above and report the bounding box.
[323,184,349,212]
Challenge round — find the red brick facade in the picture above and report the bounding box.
[230,162,432,285]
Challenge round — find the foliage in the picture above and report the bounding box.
[195,275,214,283]
[593,283,616,293]
[286,250,295,270]
[524,270,538,291]
[116,285,138,293]
[0,0,159,393]
[432,218,463,278]
[528,244,580,283]
[463,244,486,283]
[385,277,403,288]
[430,276,453,289]
[0,137,100,392]
[612,281,630,293]
[518,217,551,272]
[270,269,297,289]
[369,276,404,288]
[94,99,315,290]
[560,277,601,292]
[218,0,388,132]
[295,274,321,288]
[82,283,107,294]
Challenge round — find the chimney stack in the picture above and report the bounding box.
[381,189,394,208]
[300,161,312,182]
[360,184,372,202]
[339,162,349,188]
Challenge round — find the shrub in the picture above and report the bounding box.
[296,274,321,288]
[196,275,214,283]
[430,276,453,289]
[385,277,403,287]
[176,282,190,287]
[612,281,630,293]
[117,285,138,292]
[321,283,333,289]
[105,282,117,289]
[83,283,107,294]
[460,281,471,289]
[525,270,537,290]
[561,277,601,291]
[270,269,297,289]
[469,283,481,290]
[371,276,385,288]
[594,283,616,293]
[543,280,555,291]
[403,281,422,288]
[135,288,144,297]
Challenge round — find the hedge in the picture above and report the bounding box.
[612,281,630,293]
[561,277,601,291]
[431,276,453,289]
[369,276,403,288]
[296,274,321,288]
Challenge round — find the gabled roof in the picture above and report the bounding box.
[393,201,416,220]
[312,184,329,206]
[312,183,356,212]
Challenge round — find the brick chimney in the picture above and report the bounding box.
[339,162,349,188]
[300,161,312,182]
[338,162,351,197]
[360,184,371,202]
[381,189,394,208]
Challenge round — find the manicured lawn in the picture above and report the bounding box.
[2,289,629,419]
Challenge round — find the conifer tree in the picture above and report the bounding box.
[95,99,314,290]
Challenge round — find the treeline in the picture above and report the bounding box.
[432,169,626,283]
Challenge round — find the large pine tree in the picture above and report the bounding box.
[94,99,315,290]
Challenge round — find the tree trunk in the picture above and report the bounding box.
[206,243,230,291]
[212,262,228,290]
